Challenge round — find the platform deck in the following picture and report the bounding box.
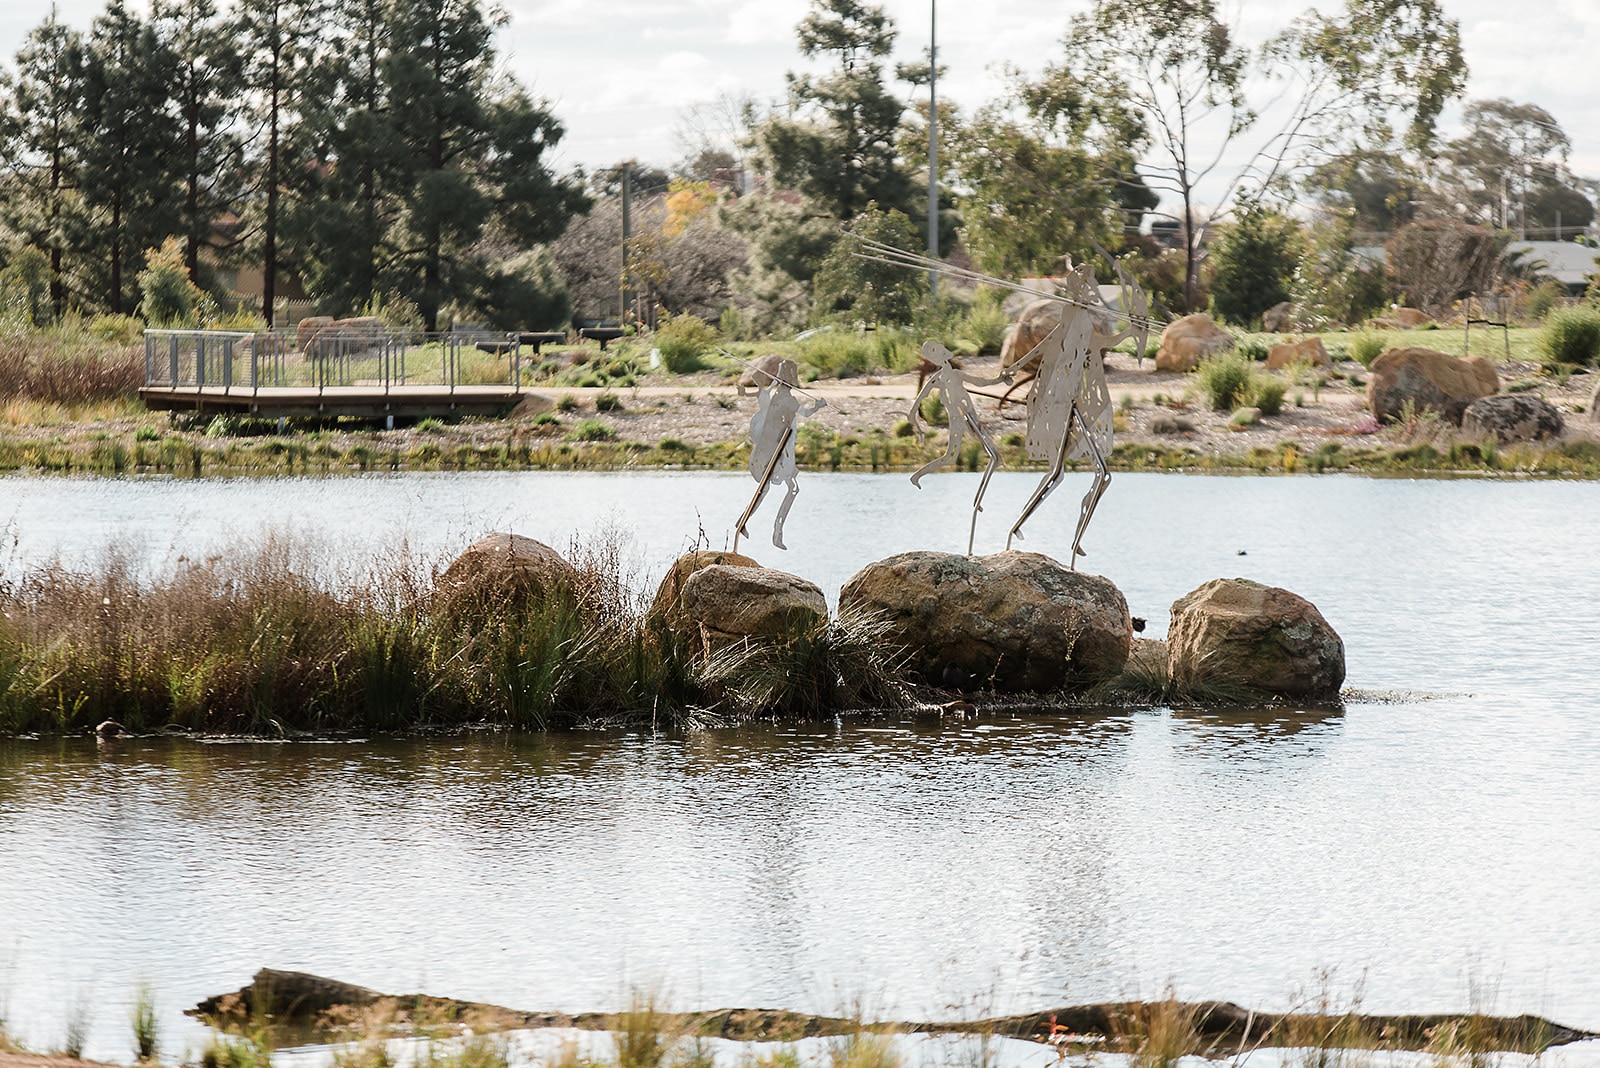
[140,384,524,419]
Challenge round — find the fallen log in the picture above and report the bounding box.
[191,970,1598,1056]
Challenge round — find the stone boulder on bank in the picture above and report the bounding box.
[1461,394,1564,443]
[737,354,783,395]
[1370,307,1432,330]
[1366,347,1498,425]
[1155,313,1233,372]
[838,550,1131,692]
[1000,299,1065,371]
[440,533,578,598]
[650,549,762,624]
[679,564,827,643]
[1167,578,1344,699]
[1266,336,1331,371]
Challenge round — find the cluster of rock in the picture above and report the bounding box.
[295,315,387,358]
[446,534,1345,704]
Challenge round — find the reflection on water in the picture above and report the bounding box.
[3,698,1599,1062]
[2,473,1600,1061]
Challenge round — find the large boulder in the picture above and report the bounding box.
[1155,313,1233,372]
[1366,347,1498,425]
[1461,394,1564,443]
[439,533,578,598]
[737,354,783,396]
[838,550,1131,692]
[680,565,827,643]
[1370,307,1432,330]
[1167,578,1344,699]
[306,316,386,359]
[1000,299,1066,371]
[1265,336,1331,371]
[1261,301,1297,333]
[650,549,762,624]
[295,316,335,352]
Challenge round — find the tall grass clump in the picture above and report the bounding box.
[131,983,159,1062]
[1196,353,1254,410]
[654,315,718,373]
[1349,332,1386,367]
[1537,306,1600,366]
[0,326,143,406]
[795,330,917,378]
[0,531,916,734]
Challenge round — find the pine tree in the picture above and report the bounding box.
[78,0,183,314]
[152,0,245,283]
[0,10,88,319]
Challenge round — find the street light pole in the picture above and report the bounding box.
[927,0,938,297]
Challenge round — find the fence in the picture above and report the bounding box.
[143,328,530,394]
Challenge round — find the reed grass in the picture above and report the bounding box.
[0,532,910,735]
[131,982,159,1062]
[0,326,143,406]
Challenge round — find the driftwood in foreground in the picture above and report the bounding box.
[192,969,1598,1056]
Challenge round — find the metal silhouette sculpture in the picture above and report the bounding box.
[734,357,824,551]
[847,235,1154,567]
[1003,264,1150,564]
[907,341,1010,555]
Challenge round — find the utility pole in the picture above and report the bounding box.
[620,164,632,324]
[927,0,938,297]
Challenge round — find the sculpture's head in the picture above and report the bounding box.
[921,341,955,368]
[776,358,800,388]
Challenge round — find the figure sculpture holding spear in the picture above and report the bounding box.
[734,358,824,551]
[907,341,1012,555]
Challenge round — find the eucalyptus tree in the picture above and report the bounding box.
[0,9,87,318]
[1438,99,1591,237]
[1048,0,1466,311]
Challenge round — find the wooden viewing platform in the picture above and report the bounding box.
[140,383,524,419]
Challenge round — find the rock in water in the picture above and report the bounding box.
[439,533,578,599]
[838,551,1131,692]
[650,549,762,625]
[1155,313,1233,372]
[1366,347,1498,425]
[1167,578,1344,699]
[1265,336,1331,370]
[1462,394,1564,443]
[680,565,827,644]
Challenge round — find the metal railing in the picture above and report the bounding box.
[143,328,532,396]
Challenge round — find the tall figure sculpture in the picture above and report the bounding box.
[735,358,823,551]
[1004,265,1149,565]
[907,341,1011,555]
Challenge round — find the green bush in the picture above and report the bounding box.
[1248,375,1288,416]
[654,314,718,373]
[1196,353,1255,410]
[567,418,615,442]
[137,236,205,326]
[960,291,1010,355]
[1538,306,1600,367]
[1350,332,1386,367]
[595,392,624,412]
[556,394,578,411]
[1208,203,1304,326]
[1526,280,1567,322]
[135,425,161,442]
[88,313,144,346]
[920,393,948,426]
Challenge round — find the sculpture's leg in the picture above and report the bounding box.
[734,479,773,553]
[1005,409,1074,551]
[771,477,800,550]
[1067,406,1111,570]
[967,410,1002,556]
[910,420,961,488]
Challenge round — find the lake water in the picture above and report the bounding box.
[1,471,1598,1063]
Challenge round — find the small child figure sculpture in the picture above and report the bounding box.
[735,358,824,550]
[907,341,1011,555]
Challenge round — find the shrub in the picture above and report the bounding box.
[137,237,205,326]
[88,314,144,346]
[920,393,948,426]
[135,425,161,442]
[1208,203,1304,326]
[416,417,446,434]
[1350,332,1386,367]
[1196,353,1254,410]
[1526,279,1566,322]
[654,314,718,373]
[960,291,1010,355]
[556,394,579,411]
[1235,336,1271,361]
[567,418,615,442]
[892,418,914,438]
[1537,307,1600,367]
[1247,375,1288,416]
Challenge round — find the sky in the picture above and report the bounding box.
[3,0,1599,216]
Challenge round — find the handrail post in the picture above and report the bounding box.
[170,335,179,386]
